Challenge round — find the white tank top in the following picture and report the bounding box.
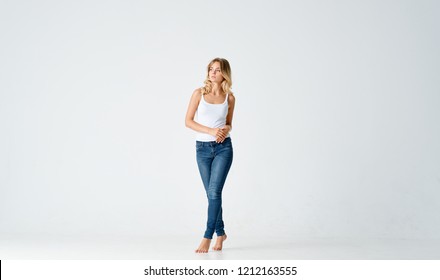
[195,92,230,141]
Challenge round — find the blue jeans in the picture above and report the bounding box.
[196,137,233,239]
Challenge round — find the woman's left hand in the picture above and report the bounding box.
[216,125,230,143]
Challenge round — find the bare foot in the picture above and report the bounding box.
[212,234,227,251]
[195,238,211,253]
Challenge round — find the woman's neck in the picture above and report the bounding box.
[211,83,223,96]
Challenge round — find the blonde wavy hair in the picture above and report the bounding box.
[200,57,233,96]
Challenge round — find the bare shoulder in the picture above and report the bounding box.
[193,87,202,95]
[192,88,202,100]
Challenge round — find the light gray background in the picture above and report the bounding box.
[1,0,439,259]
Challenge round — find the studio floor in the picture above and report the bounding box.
[1,233,439,260]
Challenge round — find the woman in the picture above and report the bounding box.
[185,57,236,253]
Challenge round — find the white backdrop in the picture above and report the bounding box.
[1,0,439,241]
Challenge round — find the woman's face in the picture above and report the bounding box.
[209,61,224,83]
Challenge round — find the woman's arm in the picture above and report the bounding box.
[185,89,215,135]
[185,89,227,137]
[226,93,235,130]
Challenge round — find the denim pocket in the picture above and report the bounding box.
[220,141,232,149]
[196,142,203,151]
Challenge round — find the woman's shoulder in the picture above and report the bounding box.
[192,88,203,97]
